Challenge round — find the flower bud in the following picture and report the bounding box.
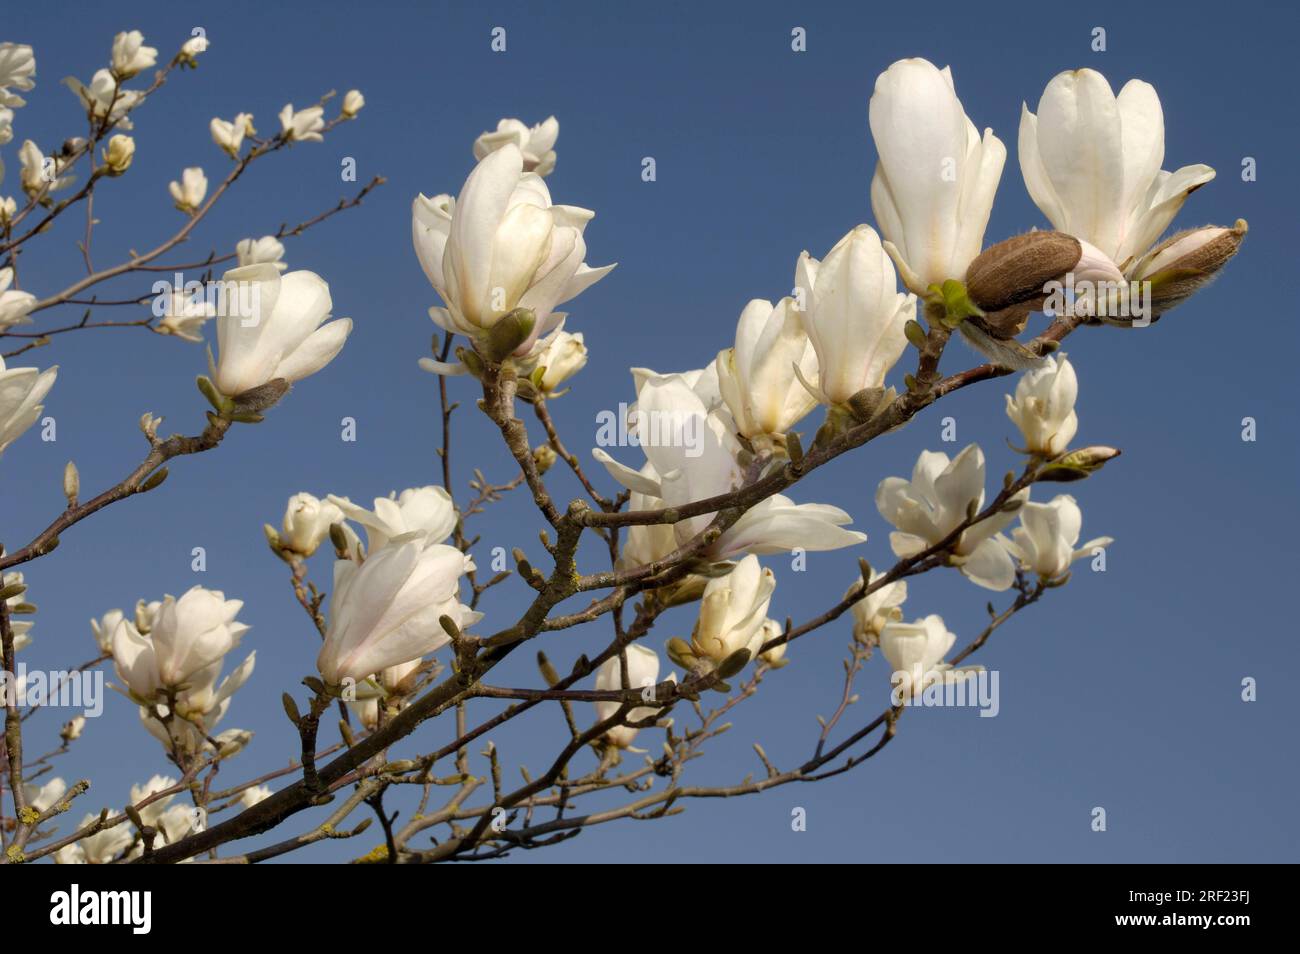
[532,444,557,474]
[1134,220,1247,317]
[341,90,365,118]
[964,231,1082,338]
[102,134,135,176]
[63,460,80,505]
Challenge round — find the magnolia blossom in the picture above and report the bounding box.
[341,89,365,118]
[327,485,457,551]
[876,444,1027,591]
[0,266,35,328]
[880,614,981,700]
[18,140,74,196]
[593,644,673,749]
[848,572,908,643]
[317,533,480,685]
[63,69,143,127]
[754,618,789,668]
[0,355,57,457]
[281,492,344,556]
[715,297,818,439]
[412,144,613,354]
[0,105,11,147]
[156,289,216,342]
[1005,354,1078,456]
[236,235,287,271]
[168,167,207,213]
[869,58,1006,293]
[473,116,559,176]
[102,133,134,175]
[519,328,586,392]
[25,776,67,814]
[135,667,256,762]
[210,113,254,158]
[0,43,36,107]
[134,598,162,634]
[55,816,133,864]
[60,715,85,741]
[180,35,209,62]
[241,784,273,808]
[91,608,126,653]
[0,197,16,223]
[1019,69,1215,273]
[111,586,250,700]
[279,103,324,143]
[689,555,775,666]
[595,369,867,559]
[794,226,914,405]
[111,30,157,79]
[129,774,177,828]
[209,263,352,397]
[999,494,1112,580]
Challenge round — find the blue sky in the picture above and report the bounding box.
[3,0,1296,862]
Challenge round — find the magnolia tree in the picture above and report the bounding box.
[0,33,1244,864]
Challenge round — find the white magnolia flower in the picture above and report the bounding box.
[241,784,273,808]
[341,89,365,118]
[870,58,1006,294]
[61,715,86,741]
[209,263,352,397]
[101,133,134,175]
[168,167,207,214]
[753,617,788,668]
[412,144,613,355]
[594,370,867,559]
[876,444,1027,591]
[1005,354,1078,457]
[473,116,559,176]
[880,614,981,701]
[210,113,255,159]
[327,485,457,551]
[690,555,775,666]
[519,328,586,392]
[279,103,324,143]
[111,30,157,79]
[25,777,67,813]
[848,572,908,642]
[18,140,74,196]
[999,494,1112,580]
[0,43,36,107]
[715,297,818,440]
[0,196,16,223]
[794,226,914,405]
[63,69,142,127]
[0,354,57,457]
[156,289,216,342]
[90,608,126,653]
[180,35,209,62]
[317,534,480,685]
[129,774,177,827]
[55,815,133,864]
[281,492,344,556]
[617,469,680,571]
[1019,69,1215,273]
[0,106,13,146]
[235,235,287,271]
[593,644,673,749]
[111,586,250,700]
[0,267,35,329]
[134,598,162,634]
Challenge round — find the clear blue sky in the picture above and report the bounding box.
[3,0,1296,862]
